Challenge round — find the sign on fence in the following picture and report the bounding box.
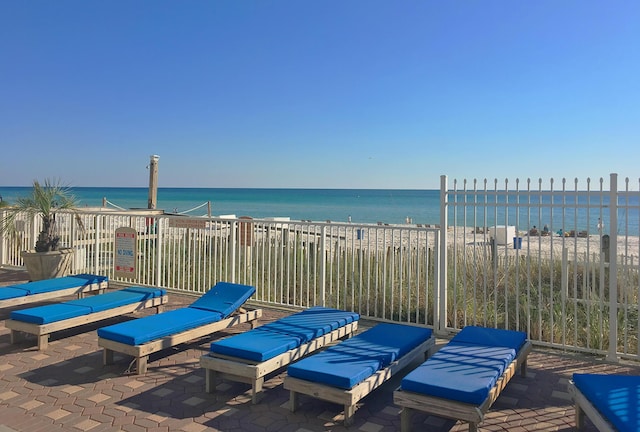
[238,216,254,246]
[114,227,137,279]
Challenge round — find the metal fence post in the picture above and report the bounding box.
[230,221,237,284]
[93,215,101,276]
[155,217,163,286]
[0,209,6,266]
[607,173,619,362]
[438,175,448,334]
[320,225,327,307]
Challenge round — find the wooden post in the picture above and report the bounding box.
[147,155,160,210]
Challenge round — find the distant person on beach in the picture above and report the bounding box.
[542,224,549,235]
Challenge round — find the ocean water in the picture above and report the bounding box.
[0,187,442,225]
[1,186,638,233]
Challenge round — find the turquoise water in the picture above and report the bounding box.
[0,187,442,225]
[1,186,638,233]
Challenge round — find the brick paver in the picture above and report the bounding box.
[1,268,639,431]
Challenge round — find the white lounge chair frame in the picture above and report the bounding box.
[284,334,435,426]
[0,279,107,309]
[99,307,262,374]
[393,340,532,432]
[6,294,168,350]
[200,320,358,404]
[568,380,616,432]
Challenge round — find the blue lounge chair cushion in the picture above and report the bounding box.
[253,306,359,343]
[98,307,222,345]
[9,274,108,295]
[451,325,527,351]
[68,287,164,313]
[210,328,304,362]
[97,281,255,346]
[287,323,433,389]
[573,373,640,432]
[10,287,165,325]
[0,287,32,301]
[189,282,256,317]
[209,307,360,362]
[400,342,517,405]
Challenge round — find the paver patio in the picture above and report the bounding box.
[1,268,637,431]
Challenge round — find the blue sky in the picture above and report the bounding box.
[1,1,638,189]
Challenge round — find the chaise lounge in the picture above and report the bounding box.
[6,286,167,350]
[569,373,640,431]
[97,282,261,374]
[393,326,532,432]
[283,322,434,426]
[0,274,108,309]
[200,306,360,403]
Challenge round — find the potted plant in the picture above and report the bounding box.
[0,179,81,280]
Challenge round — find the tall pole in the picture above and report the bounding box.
[148,155,160,209]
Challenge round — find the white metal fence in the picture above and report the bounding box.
[0,210,441,328]
[0,173,638,362]
[443,173,640,362]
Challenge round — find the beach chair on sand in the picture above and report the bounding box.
[283,323,434,426]
[6,287,167,350]
[97,282,261,374]
[199,306,360,403]
[393,326,532,432]
[0,274,108,309]
[569,373,640,432]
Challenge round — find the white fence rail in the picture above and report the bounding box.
[0,210,441,328]
[1,173,638,362]
[442,173,640,362]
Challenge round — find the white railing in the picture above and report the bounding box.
[441,173,640,362]
[1,173,638,362]
[0,210,441,328]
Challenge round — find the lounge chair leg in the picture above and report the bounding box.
[520,358,527,377]
[400,407,412,432]
[137,356,148,374]
[37,334,49,350]
[289,390,299,412]
[10,330,24,345]
[103,348,114,365]
[251,377,265,404]
[575,403,585,429]
[468,422,478,432]
[344,404,356,426]
[156,305,165,314]
[205,369,216,393]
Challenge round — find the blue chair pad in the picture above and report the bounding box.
[188,282,256,317]
[573,373,640,432]
[11,303,93,324]
[210,328,303,362]
[9,287,166,324]
[400,342,517,405]
[68,274,109,284]
[289,351,382,389]
[0,287,31,301]
[287,323,433,389]
[69,287,165,313]
[255,307,360,344]
[11,274,108,295]
[98,307,222,345]
[452,326,527,351]
[209,307,360,361]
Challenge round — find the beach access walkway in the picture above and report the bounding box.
[1,268,638,432]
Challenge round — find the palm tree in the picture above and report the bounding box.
[0,179,80,252]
